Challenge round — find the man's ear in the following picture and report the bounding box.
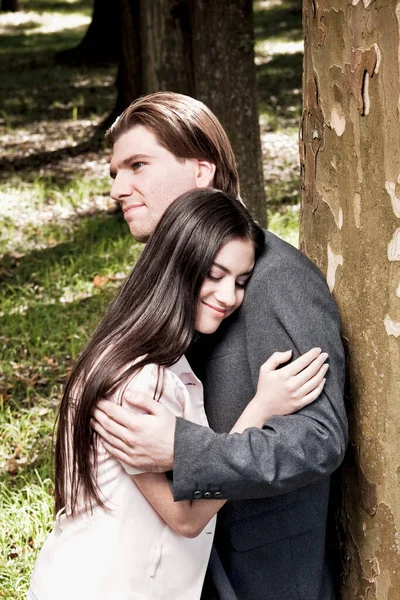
[195,160,216,189]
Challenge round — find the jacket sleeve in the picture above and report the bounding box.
[172,252,348,501]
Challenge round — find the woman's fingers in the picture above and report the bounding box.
[261,350,292,372]
[297,378,326,409]
[284,347,323,376]
[292,352,329,388]
[296,363,329,398]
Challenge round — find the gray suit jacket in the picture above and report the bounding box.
[173,231,347,600]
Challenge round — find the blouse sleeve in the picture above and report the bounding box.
[115,363,186,475]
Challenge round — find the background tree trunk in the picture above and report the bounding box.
[1,0,20,11]
[112,0,142,117]
[140,0,194,95]
[191,0,265,225]
[56,0,120,66]
[300,2,400,599]
[111,0,266,226]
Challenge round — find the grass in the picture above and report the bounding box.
[0,1,302,597]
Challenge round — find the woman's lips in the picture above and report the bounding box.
[202,302,227,317]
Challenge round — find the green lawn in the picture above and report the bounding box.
[0,1,302,597]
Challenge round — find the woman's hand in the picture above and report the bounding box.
[254,347,329,418]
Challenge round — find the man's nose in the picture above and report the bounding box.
[110,172,132,202]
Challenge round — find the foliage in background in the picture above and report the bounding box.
[0,1,302,597]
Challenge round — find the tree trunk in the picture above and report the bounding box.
[112,0,142,118]
[111,0,266,226]
[191,0,266,225]
[140,0,194,95]
[300,2,400,599]
[56,0,120,66]
[1,0,20,11]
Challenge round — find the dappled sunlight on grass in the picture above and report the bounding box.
[254,0,302,131]
[0,10,90,36]
[0,470,54,599]
[268,204,300,248]
[0,176,114,256]
[255,39,303,64]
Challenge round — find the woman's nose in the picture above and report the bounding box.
[215,280,236,307]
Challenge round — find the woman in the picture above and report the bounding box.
[28,189,328,600]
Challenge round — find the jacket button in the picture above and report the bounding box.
[213,491,223,499]
[193,490,202,499]
[203,492,212,499]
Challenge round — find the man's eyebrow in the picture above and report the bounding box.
[212,262,253,276]
[109,154,153,178]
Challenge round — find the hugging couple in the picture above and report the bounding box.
[28,92,346,600]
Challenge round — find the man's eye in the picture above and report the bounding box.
[132,162,144,170]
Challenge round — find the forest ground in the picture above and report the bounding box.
[0,1,302,597]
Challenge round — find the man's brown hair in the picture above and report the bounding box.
[106,92,240,196]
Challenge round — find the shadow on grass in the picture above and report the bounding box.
[0,211,133,289]
[0,130,108,178]
[0,50,116,129]
[17,0,93,14]
[257,51,303,129]
[1,288,116,364]
[254,0,302,43]
[0,26,88,55]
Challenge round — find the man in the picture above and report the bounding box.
[92,91,347,600]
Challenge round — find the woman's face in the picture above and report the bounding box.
[195,238,255,335]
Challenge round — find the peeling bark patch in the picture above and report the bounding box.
[327,244,343,291]
[345,45,380,115]
[312,0,327,46]
[375,503,400,595]
[396,283,400,297]
[387,227,400,261]
[363,72,371,115]
[300,73,325,212]
[338,208,343,229]
[354,192,362,228]
[351,0,375,7]
[322,197,343,229]
[330,107,346,136]
[385,180,400,217]
[384,314,400,337]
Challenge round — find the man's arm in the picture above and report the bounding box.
[172,253,347,500]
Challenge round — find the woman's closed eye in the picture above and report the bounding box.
[206,272,222,282]
[235,280,248,289]
[206,272,249,289]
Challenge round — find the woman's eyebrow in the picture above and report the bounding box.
[212,262,253,276]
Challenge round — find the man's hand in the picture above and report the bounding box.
[91,391,176,472]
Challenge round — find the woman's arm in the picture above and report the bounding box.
[133,348,328,538]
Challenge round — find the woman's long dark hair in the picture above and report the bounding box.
[55,188,264,514]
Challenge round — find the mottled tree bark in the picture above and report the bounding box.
[300,2,400,599]
[111,0,266,225]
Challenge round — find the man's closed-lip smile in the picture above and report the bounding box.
[123,204,145,216]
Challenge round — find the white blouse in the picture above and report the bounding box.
[28,355,215,600]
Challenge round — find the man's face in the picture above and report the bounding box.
[109,125,201,241]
